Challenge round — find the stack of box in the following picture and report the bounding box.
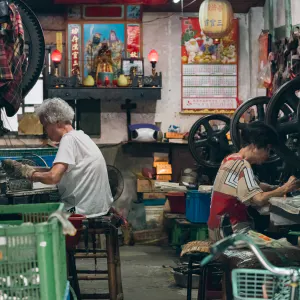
[153,152,172,182]
[137,180,167,228]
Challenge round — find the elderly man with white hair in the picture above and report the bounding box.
[4,98,113,218]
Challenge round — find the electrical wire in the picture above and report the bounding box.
[143,0,197,24]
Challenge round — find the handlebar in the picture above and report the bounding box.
[201,234,297,278]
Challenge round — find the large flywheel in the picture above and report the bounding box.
[265,76,300,169]
[230,96,293,165]
[188,114,232,169]
[8,0,45,98]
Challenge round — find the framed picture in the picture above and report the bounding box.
[83,23,125,78]
[121,58,144,76]
[126,5,142,20]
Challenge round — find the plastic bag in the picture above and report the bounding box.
[258,63,272,88]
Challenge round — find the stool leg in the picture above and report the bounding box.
[187,257,192,300]
[197,266,206,300]
[68,251,81,300]
[114,232,123,298]
[106,230,118,300]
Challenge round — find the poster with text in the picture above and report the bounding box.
[258,32,270,73]
[181,18,238,65]
[83,23,125,78]
[181,18,239,114]
[127,24,141,57]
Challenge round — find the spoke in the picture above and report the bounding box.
[277,121,299,134]
[194,139,208,148]
[221,124,230,134]
[237,123,247,129]
[257,104,265,121]
[202,120,213,136]
[278,115,290,123]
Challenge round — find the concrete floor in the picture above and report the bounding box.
[77,245,199,300]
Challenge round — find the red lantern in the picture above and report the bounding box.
[51,49,62,64]
[148,49,159,63]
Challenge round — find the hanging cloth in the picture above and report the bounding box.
[0,3,28,117]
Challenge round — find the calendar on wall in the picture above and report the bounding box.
[181,18,239,114]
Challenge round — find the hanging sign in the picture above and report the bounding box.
[56,32,63,53]
[68,24,81,77]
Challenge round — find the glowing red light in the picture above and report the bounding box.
[51,49,62,63]
[148,49,159,63]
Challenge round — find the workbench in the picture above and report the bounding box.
[267,197,300,244]
[4,182,58,205]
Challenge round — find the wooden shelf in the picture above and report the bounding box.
[47,87,162,101]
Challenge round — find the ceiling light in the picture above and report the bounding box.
[173,0,181,3]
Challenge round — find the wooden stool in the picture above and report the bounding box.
[181,241,225,300]
[68,215,123,300]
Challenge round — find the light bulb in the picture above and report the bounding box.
[173,0,181,3]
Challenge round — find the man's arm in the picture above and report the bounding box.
[252,176,300,206]
[31,163,68,185]
[259,183,278,192]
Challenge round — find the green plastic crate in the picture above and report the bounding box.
[232,268,300,300]
[0,203,67,300]
[190,225,208,241]
[171,220,190,247]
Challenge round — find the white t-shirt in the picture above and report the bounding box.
[53,130,113,218]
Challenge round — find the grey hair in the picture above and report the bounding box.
[35,98,75,124]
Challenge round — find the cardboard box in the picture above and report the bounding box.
[143,192,166,199]
[137,179,156,192]
[156,175,172,182]
[153,152,169,162]
[156,163,172,175]
[153,161,169,168]
[165,132,185,139]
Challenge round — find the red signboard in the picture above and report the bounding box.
[127,24,140,57]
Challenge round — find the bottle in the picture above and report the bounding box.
[155,122,163,142]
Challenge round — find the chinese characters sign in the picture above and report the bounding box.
[127,24,141,57]
[181,17,239,114]
[68,24,81,76]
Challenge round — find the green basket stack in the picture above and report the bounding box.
[0,203,68,300]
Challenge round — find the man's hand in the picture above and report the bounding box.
[282,176,300,194]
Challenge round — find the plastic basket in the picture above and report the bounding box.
[232,268,300,300]
[186,191,211,223]
[0,203,68,300]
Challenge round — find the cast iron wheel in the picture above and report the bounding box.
[265,76,300,168]
[188,114,232,169]
[230,96,292,164]
[8,0,45,98]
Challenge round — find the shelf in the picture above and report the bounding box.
[47,87,162,101]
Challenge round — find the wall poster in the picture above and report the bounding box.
[127,24,141,57]
[181,17,239,114]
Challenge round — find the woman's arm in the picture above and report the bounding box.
[31,163,68,185]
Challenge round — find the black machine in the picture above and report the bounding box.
[188,76,300,186]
